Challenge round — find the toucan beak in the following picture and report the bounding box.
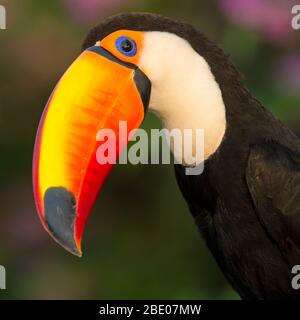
[33,46,151,256]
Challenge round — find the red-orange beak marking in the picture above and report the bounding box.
[33,46,150,256]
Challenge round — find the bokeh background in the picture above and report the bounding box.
[0,0,299,299]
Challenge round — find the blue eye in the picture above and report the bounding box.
[116,36,137,57]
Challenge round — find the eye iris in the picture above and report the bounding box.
[121,39,133,53]
[116,36,137,57]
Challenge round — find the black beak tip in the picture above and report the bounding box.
[43,187,82,257]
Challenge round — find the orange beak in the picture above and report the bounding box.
[33,46,150,256]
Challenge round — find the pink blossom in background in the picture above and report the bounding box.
[277,53,300,95]
[218,0,298,44]
[62,0,127,24]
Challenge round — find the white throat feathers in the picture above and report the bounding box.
[138,31,226,165]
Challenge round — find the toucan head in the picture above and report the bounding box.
[33,13,229,256]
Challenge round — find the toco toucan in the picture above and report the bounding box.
[33,13,300,299]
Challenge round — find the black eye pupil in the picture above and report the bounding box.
[121,40,133,52]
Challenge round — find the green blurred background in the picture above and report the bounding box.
[0,0,299,299]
